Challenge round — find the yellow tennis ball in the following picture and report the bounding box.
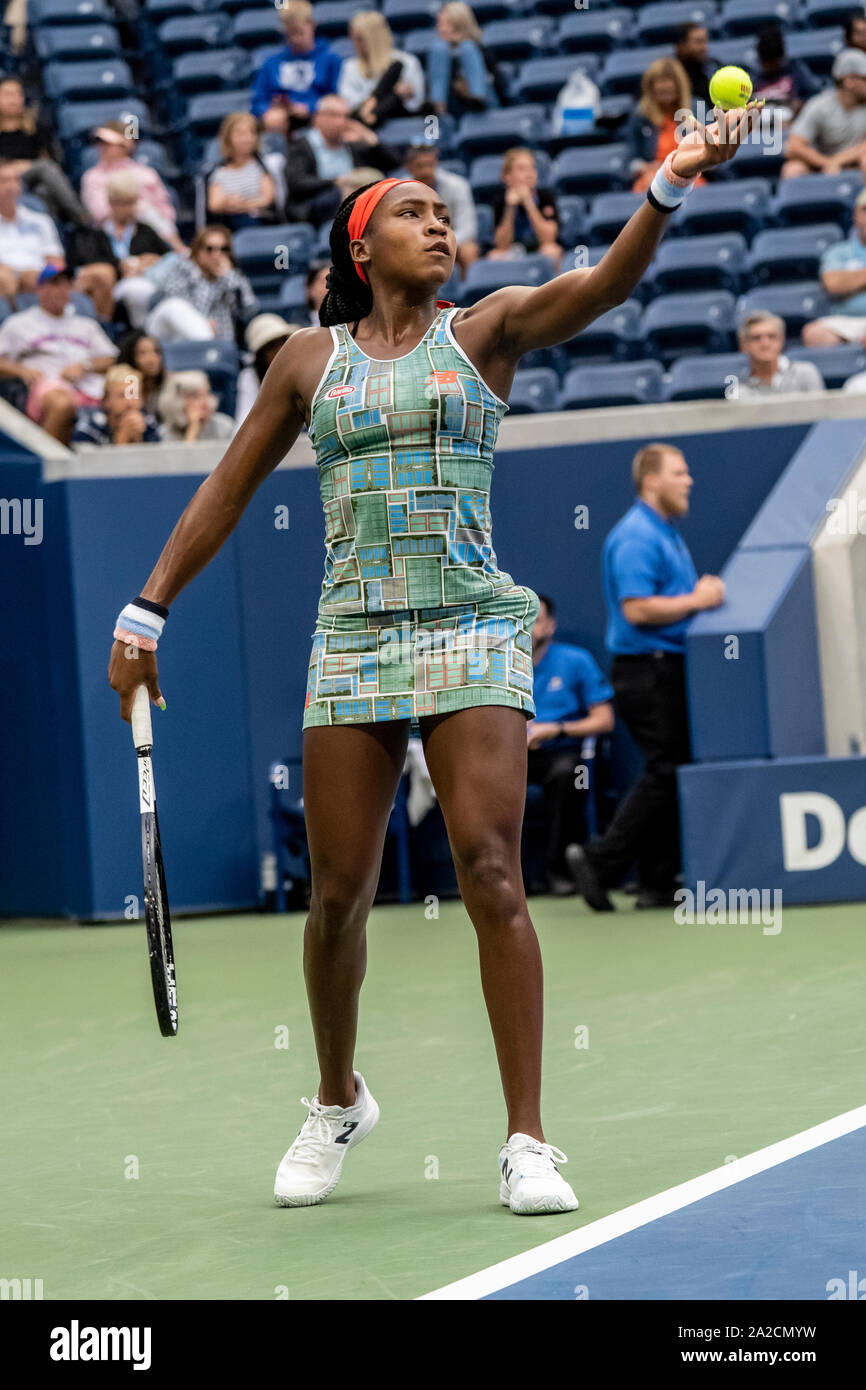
[708,66,753,111]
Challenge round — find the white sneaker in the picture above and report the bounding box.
[274,1070,379,1207]
[499,1133,580,1215]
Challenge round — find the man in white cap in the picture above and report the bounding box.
[235,313,301,426]
[781,48,866,178]
[803,187,866,346]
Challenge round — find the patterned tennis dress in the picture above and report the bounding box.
[302,305,540,730]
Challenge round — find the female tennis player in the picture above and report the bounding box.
[109,103,759,1214]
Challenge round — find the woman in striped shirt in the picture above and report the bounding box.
[207,113,278,231]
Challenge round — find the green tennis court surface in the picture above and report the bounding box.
[1,899,863,1301]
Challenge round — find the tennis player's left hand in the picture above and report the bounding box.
[670,100,765,180]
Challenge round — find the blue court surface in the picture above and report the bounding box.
[420,1106,866,1301]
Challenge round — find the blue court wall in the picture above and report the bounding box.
[0,421,808,919]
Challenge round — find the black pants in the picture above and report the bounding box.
[585,653,691,893]
[527,743,588,878]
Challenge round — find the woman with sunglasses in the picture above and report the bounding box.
[144,226,257,344]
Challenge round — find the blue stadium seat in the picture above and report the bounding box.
[233,224,316,278]
[186,90,256,140]
[586,192,644,243]
[482,17,554,63]
[786,27,846,75]
[556,195,587,248]
[786,344,866,388]
[553,144,630,195]
[559,359,664,409]
[670,178,772,238]
[157,14,231,54]
[232,8,283,48]
[598,46,670,97]
[518,56,601,105]
[402,28,442,60]
[664,352,749,400]
[720,0,800,36]
[562,297,643,360]
[772,173,863,226]
[172,50,250,98]
[749,224,843,283]
[468,152,553,202]
[145,0,210,18]
[250,45,285,77]
[637,1,718,45]
[57,100,152,147]
[475,202,494,248]
[649,233,749,295]
[382,0,441,34]
[461,254,552,306]
[710,38,759,68]
[642,291,737,360]
[314,221,333,258]
[34,25,121,63]
[735,282,833,336]
[330,36,356,62]
[30,0,113,22]
[303,1,363,35]
[77,139,170,178]
[379,115,457,156]
[468,0,522,19]
[456,105,548,159]
[507,367,560,413]
[161,340,240,416]
[803,0,866,25]
[558,10,636,53]
[724,119,787,182]
[43,60,136,106]
[250,275,307,318]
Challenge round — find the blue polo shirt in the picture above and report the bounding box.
[820,234,866,316]
[532,641,613,744]
[603,500,698,655]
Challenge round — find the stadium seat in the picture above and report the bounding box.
[250,45,286,77]
[456,105,548,159]
[664,353,749,401]
[34,25,122,63]
[556,195,587,248]
[468,151,553,202]
[77,139,171,178]
[232,8,284,48]
[402,28,443,60]
[649,233,749,295]
[461,254,552,306]
[156,14,232,55]
[382,0,441,33]
[785,28,845,77]
[233,224,316,279]
[553,144,630,195]
[172,50,250,98]
[637,1,718,45]
[562,297,643,360]
[475,202,494,249]
[749,224,843,283]
[145,0,210,18]
[598,47,670,97]
[57,100,152,147]
[304,0,365,35]
[43,60,136,106]
[482,17,555,63]
[586,192,644,244]
[249,275,307,318]
[710,39,759,68]
[670,179,772,238]
[735,282,833,337]
[186,90,256,140]
[559,359,665,409]
[772,173,863,227]
[720,0,799,36]
[30,0,113,22]
[786,344,866,388]
[642,291,737,361]
[558,10,636,54]
[161,340,240,415]
[803,0,866,26]
[314,221,333,259]
[506,367,560,413]
[518,56,601,105]
[378,115,456,157]
[217,0,277,10]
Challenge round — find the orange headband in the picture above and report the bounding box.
[347,178,415,284]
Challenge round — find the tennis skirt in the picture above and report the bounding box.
[302,584,540,730]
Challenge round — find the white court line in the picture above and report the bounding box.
[418,1103,866,1300]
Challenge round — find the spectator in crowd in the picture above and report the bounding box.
[627,59,704,195]
[339,12,426,129]
[236,313,300,426]
[489,147,561,269]
[845,13,866,53]
[71,363,161,446]
[251,0,342,135]
[0,77,88,225]
[527,594,615,896]
[145,225,257,344]
[802,188,866,345]
[428,2,504,117]
[752,26,821,122]
[283,95,401,226]
[81,122,184,251]
[0,159,64,303]
[116,330,166,416]
[781,49,866,178]
[306,260,330,324]
[567,444,725,912]
[404,142,479,275]
[157,370,235,443]
[673,23,716,109]
[207,113,278,231]
[734,312,825,397]
[71,172,172,326]
[0,265,117,444]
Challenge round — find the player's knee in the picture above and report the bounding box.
[456,841,520,907]
[308,872,371,934]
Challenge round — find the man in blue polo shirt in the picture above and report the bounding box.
[567,443,725,910]
[528,594,614,895]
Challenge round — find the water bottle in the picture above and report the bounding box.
[553,68,601,138]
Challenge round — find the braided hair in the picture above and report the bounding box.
[319,182,381,328]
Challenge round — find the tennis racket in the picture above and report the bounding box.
[132,684,178,1037]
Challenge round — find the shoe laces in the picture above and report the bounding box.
[286,1097,338,1166]
[509,1140,569,1178]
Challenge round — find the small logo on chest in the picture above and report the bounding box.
[425,370,460,388]
[326,385,356,399]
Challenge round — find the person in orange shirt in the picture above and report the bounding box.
[626,58,707,195]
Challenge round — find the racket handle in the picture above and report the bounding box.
[132,684,154,752]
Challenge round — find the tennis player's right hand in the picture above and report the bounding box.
[108,639,164,724]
